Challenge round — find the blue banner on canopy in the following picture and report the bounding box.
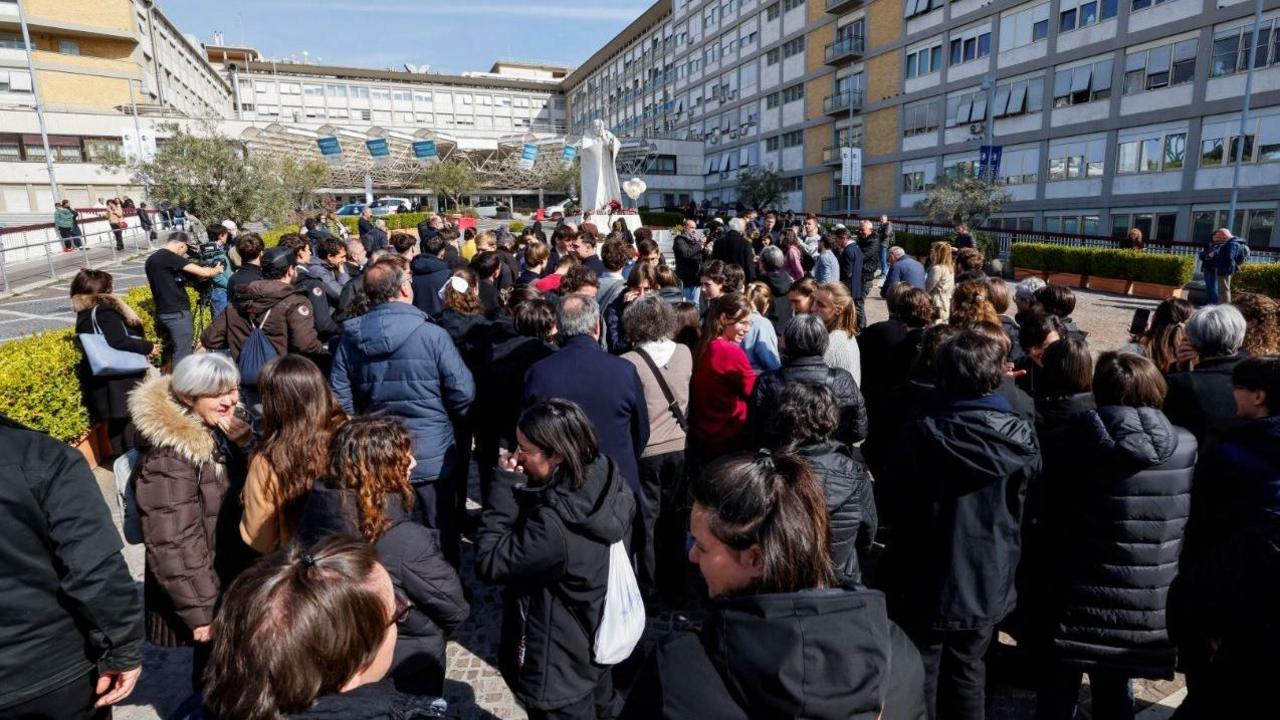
[366,138,391,158]
[520,143,538,170]
[562,145,577,167]
[412,140,437,159]
[316,137,341,156]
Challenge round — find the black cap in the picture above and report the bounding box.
[262,246,296,272]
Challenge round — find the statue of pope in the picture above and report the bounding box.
[579,119,621,212]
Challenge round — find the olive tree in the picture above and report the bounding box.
[736,166,788,212]
[421,160,479,210]
[915,175,1011,229]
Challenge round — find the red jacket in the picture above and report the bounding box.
[690,338,757,457]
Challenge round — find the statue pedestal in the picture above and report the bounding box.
[569,213,644,233]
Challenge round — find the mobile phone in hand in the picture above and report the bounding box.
[1129,308,1151,337]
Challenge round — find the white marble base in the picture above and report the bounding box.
[567,213,645,232]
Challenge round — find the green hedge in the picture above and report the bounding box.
[640,211,684,227]
[896,232,940,257]
[0,329,91,443]
[1235,263,1280,298]
[1010,243,1194,287]
[0,285,212,443]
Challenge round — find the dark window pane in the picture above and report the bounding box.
[977,33,991,57]
[1060,8,1077,32]
[1201,138,1224,166]
[1212,35,1240,76]
[951,39,962,65]
[1080,1,1097,26]
[1033,19,1049,42]
[1101,0,1118,18]
[1156,214,1177,242]
[964,37,976,61]
[1133,0,1152,8]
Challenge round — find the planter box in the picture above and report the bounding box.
[1047,272,1084,287]
[73,423,106,469]
[1129,281,1185,300]
[1086,276,1131,294]
[1013,267,1047,280]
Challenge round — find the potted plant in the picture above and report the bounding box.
[1128,253,1194,299]
[1085,251,1131,294]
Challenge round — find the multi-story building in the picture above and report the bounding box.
[564,0,867,213]
[853,0,1280,246]
[0,0,231,212]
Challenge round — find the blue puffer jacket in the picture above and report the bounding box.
[331,302,475,483]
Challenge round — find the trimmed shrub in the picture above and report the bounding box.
[896,232,940,258]
[509,220,526,233]
[261,224,297,247]
[0,286,209,444]
[1235,263,1280,298]
[639,210,684,227]
[0,329,91,443]
[122,286,211,363]
[1010,243,1194,287]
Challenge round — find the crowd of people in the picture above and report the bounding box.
[2,206,1278,720]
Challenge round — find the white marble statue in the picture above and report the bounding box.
[579,119,622,211]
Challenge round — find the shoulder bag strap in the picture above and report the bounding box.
[255,307,273,330]
[90,305,105,336]
[635,347,688,432]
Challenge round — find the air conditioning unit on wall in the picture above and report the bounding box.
[969,122,986,135]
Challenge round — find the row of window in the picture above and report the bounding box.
[0,135,123,163]
[945,208,1274,248]
[902,114,1279,191]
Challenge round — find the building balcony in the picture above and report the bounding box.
[820,195,860,214]
[823,90,863,116]
[824,35,865,65]
[825,0,865,14]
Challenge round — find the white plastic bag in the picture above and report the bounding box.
[593,540,646,665]
[114,449,144,545]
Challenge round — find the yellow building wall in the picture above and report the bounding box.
[24,0,135,34]
[864,108,898,156]
[862,163,897,210]
[866,0,904,48]
[804,125,832,166]
[36,71,132,111]
[865,52,899,105]
[805,73,833,120]
[31,33,136,62]
[807,22,834,68]
[804,171,830,213]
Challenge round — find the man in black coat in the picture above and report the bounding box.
[410,233,453,317]
[0,417,143,718]
[672,218,706,301]
[1164,304,1247,456]
[522,294,649,491]
[853,220,880,332]
[883,330,1041,720]
[750,314,868,446]
[710,218,755,283]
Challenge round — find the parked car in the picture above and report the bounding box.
[542,197,578,216]
[370,197,412,215]
[474,201,502,219]
[335,203,367,216]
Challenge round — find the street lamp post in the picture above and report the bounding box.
[16,0,59,206]
[1226,0,1264,237]
[980,77,997,182]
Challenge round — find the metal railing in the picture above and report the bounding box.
[824,35,866,64]
[811,213,1280,269]
[823,90,863,115]
[825,0,865,12]
[0,210,192,295]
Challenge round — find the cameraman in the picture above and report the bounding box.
[143,231,224,365]
[205,226,234,318]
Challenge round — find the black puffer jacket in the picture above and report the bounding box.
[796,441,878,584]
[1039,406,1195,677]
[750,356,869,445]
[1164,354,1245,456]
[476,456,636,711]
[296,482,470,697]
[621,585,926,720]
[0,417,143,711]
[284,681,446,719]
[884,394,1041,631]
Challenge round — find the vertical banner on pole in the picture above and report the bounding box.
[364,174,374,205]
[412,140,438,166]
[520,143,539,170]
[979,145,1003,181]
[317,136,343,166]
[840,148,862,186]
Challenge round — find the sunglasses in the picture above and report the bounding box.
[389,592,412,627]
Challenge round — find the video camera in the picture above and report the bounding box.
[187,240,225,268]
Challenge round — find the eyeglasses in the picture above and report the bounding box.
[388,592,412,627]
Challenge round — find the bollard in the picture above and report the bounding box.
[42,230,56,280]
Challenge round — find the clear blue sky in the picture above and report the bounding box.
[161,0,654,75]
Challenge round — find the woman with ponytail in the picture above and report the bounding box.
[621,451,926,720]
[689,293,758,464]
[296,415,468,697]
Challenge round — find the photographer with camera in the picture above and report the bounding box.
[144,231,225,365]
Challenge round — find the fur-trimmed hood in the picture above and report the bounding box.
[71,293,143,327]
[127,375,216,464]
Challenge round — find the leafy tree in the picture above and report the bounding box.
[421,160,479,210]
[736,166,788,212]
[545,157,580,195]
[915,175,1011,229]
[272,155,331,212]
[105,122,290,226]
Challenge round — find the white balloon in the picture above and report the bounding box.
[622,177,646,200]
